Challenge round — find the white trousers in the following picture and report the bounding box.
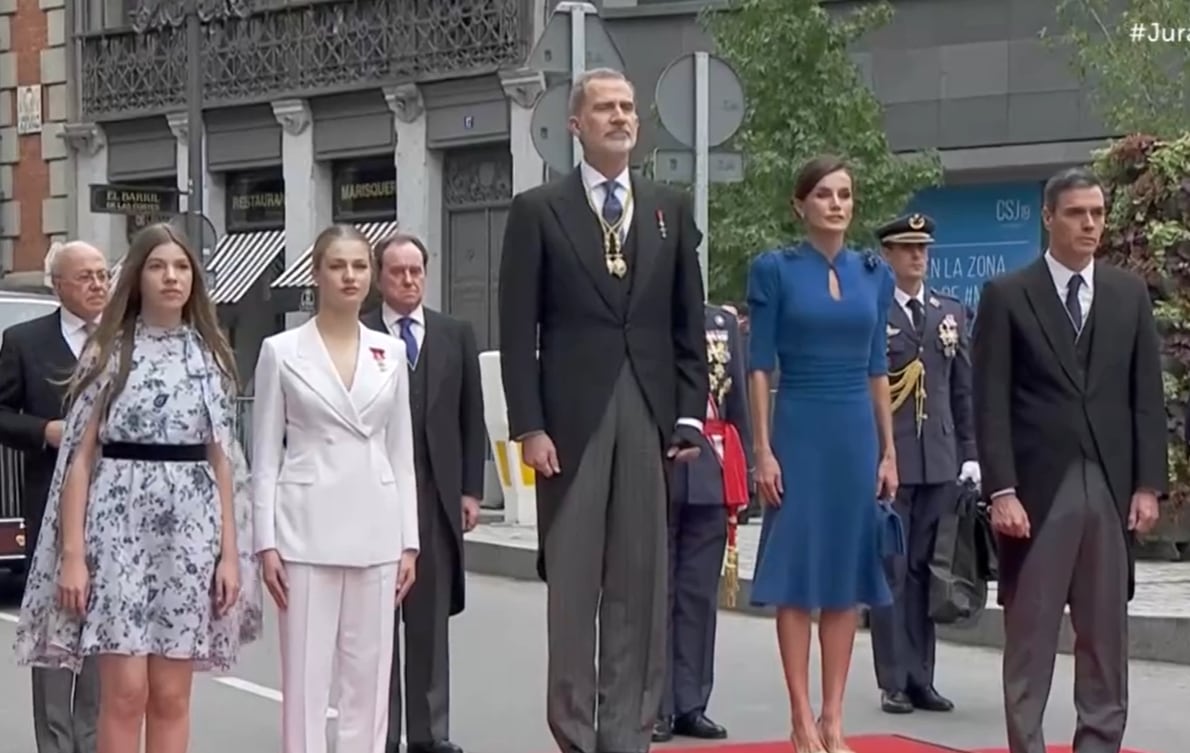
[280,561,398,753]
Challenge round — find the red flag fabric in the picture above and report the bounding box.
[704,418,749,509]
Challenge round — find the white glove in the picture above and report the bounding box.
[958,460,981,487]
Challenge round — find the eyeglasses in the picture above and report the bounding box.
[66,271,110,285]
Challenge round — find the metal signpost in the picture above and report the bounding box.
[654,52,747,293]
[524,7,748,292]
[526,2,625,172]
[132,0,247,284]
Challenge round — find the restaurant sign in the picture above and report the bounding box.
[90,183,180,216]
[226,171,285,231]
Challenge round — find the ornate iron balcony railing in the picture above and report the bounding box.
[78,0,530,120]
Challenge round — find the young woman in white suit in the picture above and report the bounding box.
[251,224,420,753]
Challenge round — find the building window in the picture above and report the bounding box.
[225,170,285,233]
[332,157,396,223]
[83,0,131,33]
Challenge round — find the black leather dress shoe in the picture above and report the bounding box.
[881,690,914,714]
[673,712,727,739]
[407,742,464,753]
[652,716,674,742]
[908,685,955,712]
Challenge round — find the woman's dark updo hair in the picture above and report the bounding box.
[792,154,850,202]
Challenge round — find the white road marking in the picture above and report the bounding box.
[0,611,398,733]
[212,677,339,720]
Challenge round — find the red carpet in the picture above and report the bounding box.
[655,737,1152,752]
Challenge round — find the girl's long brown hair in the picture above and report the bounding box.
[67,222,239,409]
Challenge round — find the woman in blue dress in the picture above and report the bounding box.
[747,155,897,753]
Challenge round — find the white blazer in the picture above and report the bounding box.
[251,320,419,566]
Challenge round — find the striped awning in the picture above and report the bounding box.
[208,229,286,305]
[107,231,285,306]
[271,221,400,289]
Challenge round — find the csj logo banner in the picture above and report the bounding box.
[906,182,1043,311]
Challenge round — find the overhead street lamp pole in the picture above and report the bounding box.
[132,0,248,273]
[185,6,203,256]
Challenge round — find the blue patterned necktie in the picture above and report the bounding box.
[397,316,419,367]
[602,180,623,226]
[1066,274,1084,334]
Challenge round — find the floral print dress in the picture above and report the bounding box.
[13,319,263,672]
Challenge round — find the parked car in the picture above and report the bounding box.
[0,290,63,574]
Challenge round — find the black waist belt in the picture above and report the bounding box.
[101,443,206,462]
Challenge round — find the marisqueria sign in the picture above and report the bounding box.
[332,158,396,221]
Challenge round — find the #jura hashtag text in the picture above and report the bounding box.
[1130,22,1190,42]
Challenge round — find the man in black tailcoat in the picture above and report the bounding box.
[363,233,486,753]
[0,241,107,753]
[497,67,708,753]
[973,168,1166,753]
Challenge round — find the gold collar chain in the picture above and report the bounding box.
[587,184,634,279]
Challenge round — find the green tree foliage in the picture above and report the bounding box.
[1094,134,1190,522]
[1053,1,1190,524]
[1047,0,1190,139]
[698,0,940,301]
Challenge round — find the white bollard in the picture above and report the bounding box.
[478,351,537,526]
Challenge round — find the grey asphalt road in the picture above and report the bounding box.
[0,572,1185,753]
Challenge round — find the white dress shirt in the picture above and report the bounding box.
[1044,249,1094,327]
[59,307,95,359]
[383,302,425,367]
[893,284,926,323]
[580,160,634,241]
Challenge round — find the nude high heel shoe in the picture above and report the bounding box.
[817,718,856,753]
[790,728,827,753]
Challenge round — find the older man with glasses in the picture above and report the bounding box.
[0,241,109,753]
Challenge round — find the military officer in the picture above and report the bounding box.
[868,213,980,715]
[653,303,752,743]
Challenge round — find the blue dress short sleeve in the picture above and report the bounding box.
[867,258,894,377]
[746,251,781,372]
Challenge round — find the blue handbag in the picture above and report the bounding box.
[877,497,907,558]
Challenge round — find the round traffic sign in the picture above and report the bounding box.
[530,81,577,175]
[654,53,746,149]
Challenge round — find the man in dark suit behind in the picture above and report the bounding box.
[653,303,751,743]
[497,68,708,753]
[364,233,486,753]
[0,241,108,753]
[972,168,1167,753]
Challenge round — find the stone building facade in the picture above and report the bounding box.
[0,0,71,285]
[62,0,548,378]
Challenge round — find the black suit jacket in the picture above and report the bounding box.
[0,310,79,558]
[362,306,486,615]
[498,169,708,578]
[972,257,1167,601]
